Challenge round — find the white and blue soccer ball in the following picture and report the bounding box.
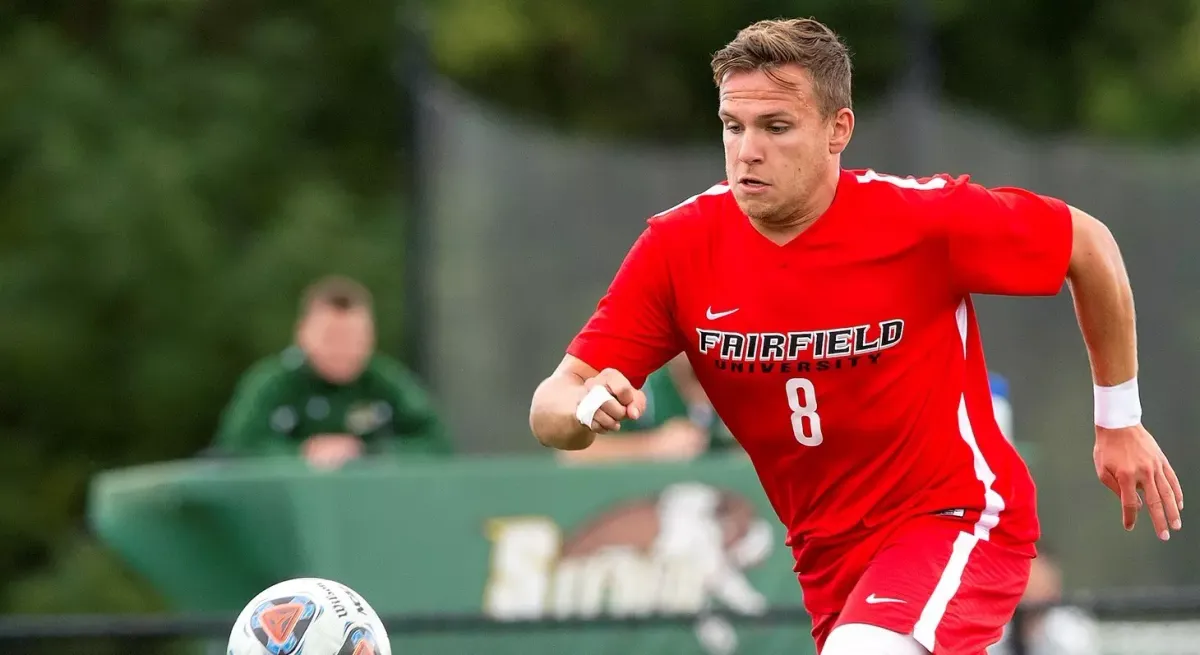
[227,578,391,655]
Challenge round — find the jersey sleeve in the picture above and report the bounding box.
[567,222,682,389]
[932,177,1074,296]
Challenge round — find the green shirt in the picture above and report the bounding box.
[634,368,738,453]
[213,347,452,458]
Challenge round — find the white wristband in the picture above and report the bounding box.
[576,386,617,427]
[1094,378,1142,429]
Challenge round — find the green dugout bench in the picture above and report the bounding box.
[88,454,815,654]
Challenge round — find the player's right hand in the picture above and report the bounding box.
[580,368,647,434]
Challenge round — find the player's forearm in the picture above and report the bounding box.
[530,372,596,450]
[1066,206,1137,386]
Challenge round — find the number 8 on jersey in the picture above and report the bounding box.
[787,377,823,446]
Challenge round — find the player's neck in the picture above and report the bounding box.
[749,166,841,245]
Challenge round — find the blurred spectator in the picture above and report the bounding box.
[211,275,451,468]
[558,354,739,464]
[988,548,1101,655]
[561,365,1015,465]
[990,371,1013,442]
[987,370,1100,655]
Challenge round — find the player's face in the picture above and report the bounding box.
[298,306,375,384]
[718,65,853,229]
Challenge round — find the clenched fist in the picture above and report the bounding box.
[578,368,648,433]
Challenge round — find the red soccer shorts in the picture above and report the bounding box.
[807,514,1033,655]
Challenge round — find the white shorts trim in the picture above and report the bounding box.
[911,531,980,649]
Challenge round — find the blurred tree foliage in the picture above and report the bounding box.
[1,0,1199,633]
[0,0,404,625]
[431,0,1200,142]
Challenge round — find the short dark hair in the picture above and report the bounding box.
[301,275,373,314]
[710,18,853,118]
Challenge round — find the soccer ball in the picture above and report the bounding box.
[226,578,391,655]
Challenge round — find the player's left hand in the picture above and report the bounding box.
[1093,424,1183,540]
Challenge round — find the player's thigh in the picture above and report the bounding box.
[822,623,929,655]
[923,535,1030,654]
[837,517,1031,654]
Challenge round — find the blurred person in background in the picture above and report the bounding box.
[989,372,1013,442]
[561,368,1006,465]
[989,548,1101,655]
[986,373,1101,655]
[211,275,451,468]
[557,354,741,464]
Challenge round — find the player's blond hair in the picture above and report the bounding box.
[710,18,853,119]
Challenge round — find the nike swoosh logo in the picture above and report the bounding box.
[706,307,739,320]
[865,594,906,605]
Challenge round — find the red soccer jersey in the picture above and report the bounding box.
[567,169,1073,608]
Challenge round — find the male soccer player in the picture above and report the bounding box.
[529,17,1183,655]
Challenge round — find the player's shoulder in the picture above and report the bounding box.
[844,169,992,234]
[232,349,299,396]
[363,353,420,386]
[246,349,297,378]
[644,182,734,234]
[847,168,975,203]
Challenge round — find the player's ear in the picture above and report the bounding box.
[828,108,854,155]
